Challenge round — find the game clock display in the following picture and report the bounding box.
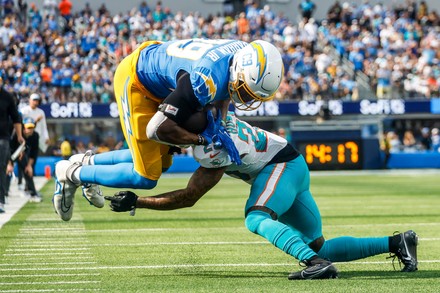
[295,140,363,170]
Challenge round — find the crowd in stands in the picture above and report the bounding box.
[1,0,440,104]
[382,127,440,154]
[322,0,440,100]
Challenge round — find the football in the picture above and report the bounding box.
[182,105,217,134]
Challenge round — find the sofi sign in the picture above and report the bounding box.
[42,99,425,119]
[47,102,120,118]
[359,99,405,115]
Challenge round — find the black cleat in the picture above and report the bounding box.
[288,256,338,280]
[389,230,418,272]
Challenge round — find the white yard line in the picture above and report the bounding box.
[0,177,47,229]
[1,260,439,272]
[1,273,100,278]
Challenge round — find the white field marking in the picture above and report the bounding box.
[8,237,438,250]
[19,227,90,231]
[6,247,91,252]
[11,240,91,245]
[0,262,97,266]
[11,244,92,248]
[75,222,440,234]
[2,273,100,278]
[4,252,93,257]
[8,256,95,261]
[17,229,87,233]
[0,281,100,285]
[1,288,102,293]
[1,260,439,272]
[17,231,87,239]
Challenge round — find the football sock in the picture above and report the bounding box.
[317,236,389,262]
[245,210,316,261]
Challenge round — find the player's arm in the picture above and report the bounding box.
[213,99,230,121]
[147,72,205,146]
[105,166,226,212]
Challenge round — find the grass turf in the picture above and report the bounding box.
[1,171,439,292]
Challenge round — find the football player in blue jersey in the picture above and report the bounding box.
[105,112,418,280]
[53,39,284,221]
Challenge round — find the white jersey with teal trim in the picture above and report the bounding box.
[193,114,288,184]
[136,39,247,106]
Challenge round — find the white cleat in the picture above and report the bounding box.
[52,160,80,221]
[82,184,105,208]
[69,150,104,208]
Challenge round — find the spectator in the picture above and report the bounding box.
[60,137,72,159]
[43,0,58,17]
[431,128,440,152]
[58,0,72,22]
[236,12,250,36]
[387,131,402,153]
[20,93,50,154]
[298,0,316,22]
[327,1,342,24]
[418,127,432,150]
[402,130,417,152]
[0,17,17,47]
[10,118,42,202]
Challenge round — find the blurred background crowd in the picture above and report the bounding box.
[1,0,439,155]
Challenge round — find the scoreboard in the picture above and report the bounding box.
[295,140,362,170]
[290,120,381,170]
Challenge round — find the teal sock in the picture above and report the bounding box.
[245,211,316,261]
[318,236,389,262]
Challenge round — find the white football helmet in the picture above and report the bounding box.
[229,40,284,110]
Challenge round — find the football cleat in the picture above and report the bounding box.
[82,184,104,208]
[288,256,338,280]
[70,150,104,208]
[52,160,81,221]
[388,230,418,272]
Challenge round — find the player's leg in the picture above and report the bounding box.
[281,160,417,272]
[69,149,133,165]
[114,54,165,183]
[244,156,337,279]
[316,229,418,272]
[79,163,157,189]
[245,161,316,262]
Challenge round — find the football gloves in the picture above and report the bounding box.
[214,128,242,165]
[105,191,138,215]
[201,109,242,165]
[201,109,223,148]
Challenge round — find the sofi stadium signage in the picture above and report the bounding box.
[41,99,438,119]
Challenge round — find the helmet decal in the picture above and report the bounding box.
[250,42,267,84]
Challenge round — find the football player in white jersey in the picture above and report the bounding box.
[106,112,418,279]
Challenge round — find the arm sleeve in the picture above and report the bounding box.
[161,72,203,125]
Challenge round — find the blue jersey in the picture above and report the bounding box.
[136,39,247,106]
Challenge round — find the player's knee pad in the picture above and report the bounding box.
[308,236,325,253]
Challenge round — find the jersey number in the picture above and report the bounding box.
[166,39,229,61]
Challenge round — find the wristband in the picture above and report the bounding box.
[197,134,206,145]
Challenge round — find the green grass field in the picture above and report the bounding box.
[1,171,440,292]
